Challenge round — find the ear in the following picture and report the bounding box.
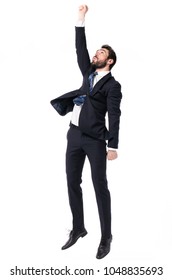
[107,59,114,65]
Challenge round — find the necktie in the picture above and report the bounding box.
[88,71,97,94]
[73,95,86,106]
[73,72,97,106]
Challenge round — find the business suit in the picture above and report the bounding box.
[51,27,122,240]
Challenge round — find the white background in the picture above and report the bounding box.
[0,0,172,279]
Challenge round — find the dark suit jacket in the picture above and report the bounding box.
[50,27,122,149]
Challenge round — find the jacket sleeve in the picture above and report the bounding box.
[107,82,122,149]
[75,27,91,76]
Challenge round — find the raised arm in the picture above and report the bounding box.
[75,5,91,76]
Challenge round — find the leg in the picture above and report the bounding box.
[83,135,111,239]
[66,126,86,231]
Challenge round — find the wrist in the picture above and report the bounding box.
[78,15,85,21]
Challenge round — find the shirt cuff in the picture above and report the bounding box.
[76,20,85,27]
[108,147,117,151]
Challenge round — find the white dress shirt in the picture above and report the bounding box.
[71,71,109,126]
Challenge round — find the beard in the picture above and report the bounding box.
[91,59,108,69]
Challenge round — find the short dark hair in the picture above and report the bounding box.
[101,44,117,70]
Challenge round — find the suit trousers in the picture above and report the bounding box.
[66,124,111,239]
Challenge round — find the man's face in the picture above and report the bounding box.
[92,48,109,69]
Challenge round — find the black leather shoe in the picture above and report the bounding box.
[61,229,87,250]
[96,235,112,259]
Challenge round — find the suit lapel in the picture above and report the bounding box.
[91,72,112,95]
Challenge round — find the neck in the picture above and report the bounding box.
[96,66,110,72]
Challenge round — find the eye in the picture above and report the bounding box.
[100,50,105,55]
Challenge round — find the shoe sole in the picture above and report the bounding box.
[80,231,87,238]
[61,230,87,250]
[96,249,110,259]
[74,230,88,243]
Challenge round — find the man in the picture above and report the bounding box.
[50,5,122,259]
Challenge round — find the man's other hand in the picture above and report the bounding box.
[107,150,118,161]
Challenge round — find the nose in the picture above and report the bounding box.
[95,50,100,58]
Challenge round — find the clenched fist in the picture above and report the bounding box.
[107,150,118,161]
[78,4,88,21]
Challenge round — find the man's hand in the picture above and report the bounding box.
[107,150,118,161]
[78,4,88,21]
